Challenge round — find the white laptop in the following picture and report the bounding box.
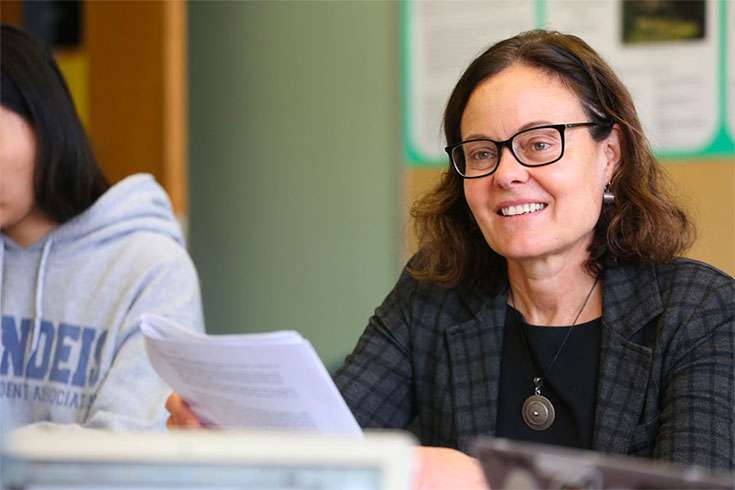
[473,436,734,489]
[2,428,415,489]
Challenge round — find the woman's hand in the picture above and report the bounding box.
[165,392,202,429]
[413,446,489,490]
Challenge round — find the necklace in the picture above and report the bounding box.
[509,277,599,431]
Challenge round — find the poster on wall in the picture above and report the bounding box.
[402,0,734,166]
[728,0,735,144]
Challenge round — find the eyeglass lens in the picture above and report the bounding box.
[452,127,563,177]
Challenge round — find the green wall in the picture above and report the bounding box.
[188,1,400,370]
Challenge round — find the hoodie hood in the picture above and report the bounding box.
[2,173,184,255]
[46,173,183,251]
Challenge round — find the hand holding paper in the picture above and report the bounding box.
[141,314,361,435]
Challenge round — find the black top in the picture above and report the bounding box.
[496,305,602,449]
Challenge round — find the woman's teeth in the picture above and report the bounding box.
[500,203,547,216]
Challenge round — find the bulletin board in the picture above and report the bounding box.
[401,0,735,166]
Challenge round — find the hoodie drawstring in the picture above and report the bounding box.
[30,238,53,354]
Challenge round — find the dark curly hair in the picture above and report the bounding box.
[409,30,694,292]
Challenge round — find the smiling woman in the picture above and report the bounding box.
[166,29,734,486]
[333,29,733,472]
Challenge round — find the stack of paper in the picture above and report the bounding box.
[140,314,362,436]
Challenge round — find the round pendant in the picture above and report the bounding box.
[522,394,555,431]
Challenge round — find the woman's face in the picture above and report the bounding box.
[0,105,40,236]
[461,63,620,267]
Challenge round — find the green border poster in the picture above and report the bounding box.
[402,0,734,166]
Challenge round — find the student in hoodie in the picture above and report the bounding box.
[0,24,204,433]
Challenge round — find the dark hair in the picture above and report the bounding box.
[409,30,694,292]
[1,23,109,224]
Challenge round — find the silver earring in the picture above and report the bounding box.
[603,184,615,204]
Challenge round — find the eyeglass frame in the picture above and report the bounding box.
[445,122,601,179]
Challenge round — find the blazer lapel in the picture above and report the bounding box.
[445,288,508,452]
[593,264,662,453]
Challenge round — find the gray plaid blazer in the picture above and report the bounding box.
[334,257,734,470]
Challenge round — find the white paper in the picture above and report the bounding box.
[140,314,362,436]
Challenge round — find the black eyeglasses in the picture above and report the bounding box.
[446,122,600,179]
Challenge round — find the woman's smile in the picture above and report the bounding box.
[498,202,548,217]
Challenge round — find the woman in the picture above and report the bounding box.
[167,30,733,475]
[1,24,204,432]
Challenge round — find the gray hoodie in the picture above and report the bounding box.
[0,174,204,433]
